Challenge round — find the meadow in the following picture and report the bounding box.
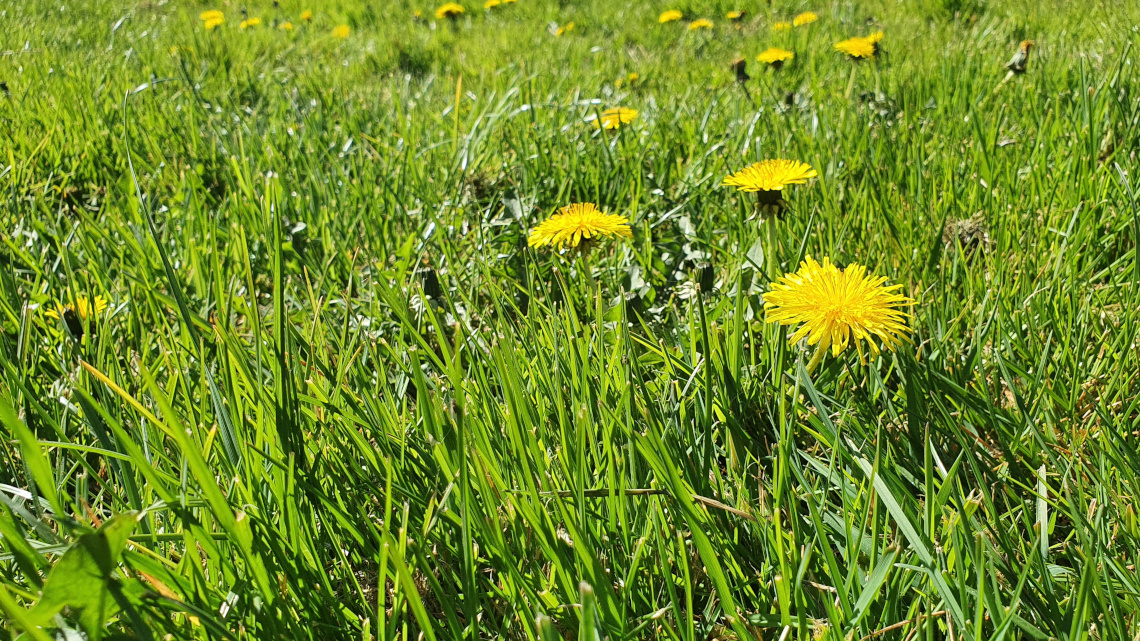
[2,0,1140,639]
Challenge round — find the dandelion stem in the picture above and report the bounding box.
[763,215,780,283]
[844,64,857,100]
[737,80,757,109]
[452,74,462,153]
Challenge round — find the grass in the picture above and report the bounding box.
[1,0,1140,639]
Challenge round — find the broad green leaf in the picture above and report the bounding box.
[27,513,140,638]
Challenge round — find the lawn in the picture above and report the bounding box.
[1,0,1139,639]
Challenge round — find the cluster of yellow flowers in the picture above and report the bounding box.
[185,2,911,373]
[527,152,913,370]
[656,9,885,71]
[656,10,716,31]
[196,9,346,38]
[657,10,817,33]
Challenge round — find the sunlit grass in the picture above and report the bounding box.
[1,0,1140,640]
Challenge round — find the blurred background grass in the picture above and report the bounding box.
[2,0,1140,639]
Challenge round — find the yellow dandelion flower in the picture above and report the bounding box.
[764,256,915,370]
[485,0,500,7]
[688,18,713,30]
[722,159,817,209]
[865,30,884,44]
[45,295,108,321]
[46,295,109,337]
[301,10,313,21]
[556,21,575,36]
[726,10,745,20]
[279,21,294,30]
[772,21,791,31]
[435,2,465,19]
[528,203,632,250]
[240,17,261,29]
[616,71,640,88]
[593,107,638,130]
[659,10,683,23]
[199,10,224,21]
[332,24,350,38]
[204,16,225,29]
[757,47,794,68]
[793,11,818,26]
[834,36,876,59]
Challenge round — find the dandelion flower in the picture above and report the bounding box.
[726,10,745,20]
[593,107,638,130]
[688,18,713,30]
[240,17,261,29]
[332,24,350,38]
[279,21,294,30]
[659,10,683,23]
[435,2,465,19]
[556,21,575,36]
[861,31,884,55]
[772,21,791,32]
[485,0,500,7]
[301,10,313,21]
[46,296,108,321]
[46,295,109,338]
[764,256,914,370]
[722,159,817,211]
[834,36,876,59]
[528,203,632,251]
[204,16,225,29]
[793,11,818,26]
[757,47,794,69]
[199,10,224,21]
